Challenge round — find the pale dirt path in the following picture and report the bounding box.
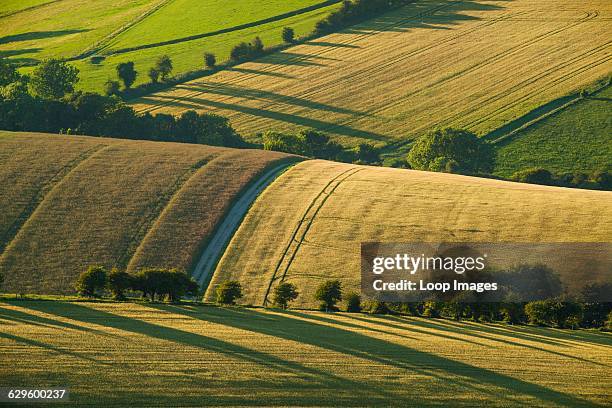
[192,162,296,288]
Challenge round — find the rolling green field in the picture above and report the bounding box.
[0,301,610,406]
[0,0,340,92]
[208,160,612,308]
[134,0,612,147]
[493,86,612,177]
[0,132,294,295]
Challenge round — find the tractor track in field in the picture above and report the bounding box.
[322,7,606,141]
[0,144,111,262]
[262,166,362,306]
[135,0,462,115]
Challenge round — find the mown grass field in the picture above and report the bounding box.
[208,160,612,308]
[493,85,612,177]
[134,0,612,146]
[1,0,340,92]
[0,132,293,294]
[0,301,610,406]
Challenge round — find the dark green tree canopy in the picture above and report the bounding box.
[30,59,79,99]
[116,62,137,89]
[407,128,494,174]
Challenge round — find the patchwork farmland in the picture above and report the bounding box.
[0,132,295,294]
[0,0,341,91]
[1,301,611,407]
[207,160,612,308]
[134,0,612,146]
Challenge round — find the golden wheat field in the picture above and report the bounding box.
[207,160,612,308]
[0,132,292,294]
[132,0,612,146]
[0,301,610,407]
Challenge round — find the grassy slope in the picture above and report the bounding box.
[0,0,53,16]
[1,0,339,92]
[0,301,610,406]
[208,160,612,307]
[0,132,292,294]
[0,0,159,63]
[134,0,612,146]
[73,4,338,92]
[493,86,612,177]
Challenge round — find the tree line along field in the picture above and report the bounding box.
[207,160,612,308]
[0,132,294,295]
[133,0,612,147]
[0,0,341,92]
[0,301,610,406]
[492,85,612,177]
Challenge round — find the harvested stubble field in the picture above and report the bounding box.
[0,301,610,406]
[0,132,294,294]
[134,0,612,146]
[207,160,612,308]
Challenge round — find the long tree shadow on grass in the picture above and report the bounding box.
[0,29,89,45]
[140,93,387,142]
[19,301,397,406]
[144,305,597,407]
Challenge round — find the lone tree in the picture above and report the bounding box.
[116,62,137,89]
[407,128,494,174]
[148,67,160,83]
[315,280,342,311]
[30,59,79,99]
[107,268,132,300]
[282,27,295,43]
[345,292,361,313]
[273,282,299,309]
[215,281,243,305]
[75,266,107,297]
[155,55,173,80]
[0,58,20,86]
[204,52,216,69]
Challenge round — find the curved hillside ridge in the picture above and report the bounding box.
[207,160,612,308]
[0,131,295,294]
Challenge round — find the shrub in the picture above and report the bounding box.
[216,281,243,305]
[273,282,299,309]
[252,36,264,53]
[282,27,295,43]
[131,268,197,302]
[230,37,264,62]
[155,55,173,80]
[407,128,494,174]
[107,268,132,300]
[369,300,390,315]
[116,62,137,89]
[422,301,441,318]
[606,311,612,330]
[0,271,4,291]
[103,79,121,96]
[30,59,79,99]
[262,131,307,154]
[314,280,342,311]
[510,168,555,186]
[0,58,20,86]
[345,292,361,312]
[204,53,216,69]
[148,67,160,84]
[355,143,381,164]
[591,169,611,190]
[75,266,107,297]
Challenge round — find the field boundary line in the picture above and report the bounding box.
[262,166,362,306]
[99,0,344,57]
[192,161,298,289]
[0,143,112,262]
[122,155,215,271]
[0,0,63,19]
